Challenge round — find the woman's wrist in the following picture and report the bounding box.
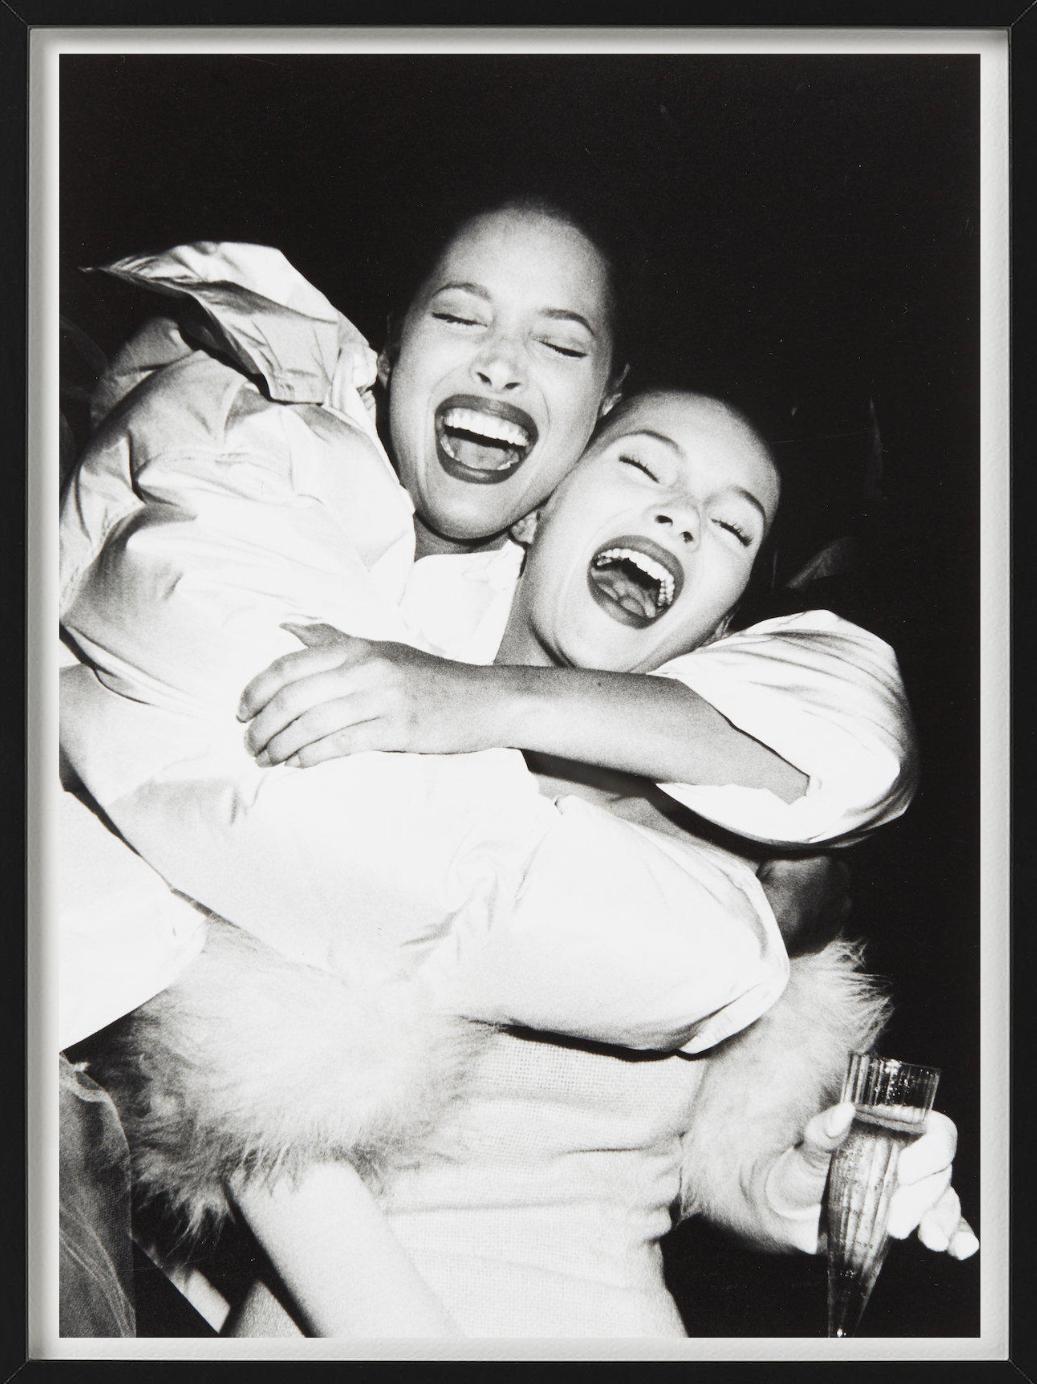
[466,664,551,753]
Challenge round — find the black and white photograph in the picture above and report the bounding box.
[30,25,1010,1363]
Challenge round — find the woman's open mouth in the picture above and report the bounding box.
[587,535,684,628]
[434,395,538,485]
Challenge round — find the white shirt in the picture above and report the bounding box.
[57,242,913,1049]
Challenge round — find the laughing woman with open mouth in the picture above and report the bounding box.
[59,197,972,1336]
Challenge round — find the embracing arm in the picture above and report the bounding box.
[229,1163,459,1337]
[442,661,807,802]
[240,625,806,802]
[241,610,916,850]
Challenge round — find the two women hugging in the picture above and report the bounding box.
[59,197,974,1337]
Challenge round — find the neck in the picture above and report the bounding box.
[412,513,509,562]
[494,588,556,667]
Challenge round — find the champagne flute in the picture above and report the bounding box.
[825,1051,941,1338]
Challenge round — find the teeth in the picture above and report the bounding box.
[594,547,676,610]
[441,408,530,448]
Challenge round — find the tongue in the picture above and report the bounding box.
[593,567,657,620]
[449,432,519,472]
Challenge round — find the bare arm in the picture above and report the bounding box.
[239,626,807,803]
[229,1163,460,1338]
[460,662,806,802]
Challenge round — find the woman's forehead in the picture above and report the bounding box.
[591,394,780,510]
[429,208,612,312]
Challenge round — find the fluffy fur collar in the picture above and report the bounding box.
[92,918,485,1247]
[91,921,887,1255]
[676,936,890,1244]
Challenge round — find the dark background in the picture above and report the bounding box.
[60,53,981,1337]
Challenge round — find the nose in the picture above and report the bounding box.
[471,333,526,393]
[653,504,697,546]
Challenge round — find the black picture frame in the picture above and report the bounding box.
[6,4,1028,1377]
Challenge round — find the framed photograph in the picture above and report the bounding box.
[9,9,1023,1374]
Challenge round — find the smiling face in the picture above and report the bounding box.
[503,392,780,673]
[384,206,617,551]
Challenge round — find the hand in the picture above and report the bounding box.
[237,622,488,766]
[757,854,852,958]
[766,1102,979,1259]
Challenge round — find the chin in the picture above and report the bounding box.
[554,629,638,674]
[430,504,514,546]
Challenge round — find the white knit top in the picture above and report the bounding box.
[383,1025,706,1338]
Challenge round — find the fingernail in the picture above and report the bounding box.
[255,749,271,768]
[824,1102,855,1138]
[236,701,249,722]
[286,754,301,769]
[950,1230,980,1260]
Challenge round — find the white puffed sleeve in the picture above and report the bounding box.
[61,662,788,1059]
[423,795,790,1056]
[652,610,918,846]
[58,788,208,1051]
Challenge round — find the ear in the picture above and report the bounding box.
[376,349,392,389]
[508,508,542,548]
[599,364,629,419]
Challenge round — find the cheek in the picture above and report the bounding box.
[558,381,606,440]
[541,358,607,429]
[722,559,755,609]
[393,323,451,401]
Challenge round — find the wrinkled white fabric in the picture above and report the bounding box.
[55,244,914,1336]
[58,242,910,1053]
[400,556,919,846]
[59,244,790,1053]
[653,611,917,845]
[58,789,206,1052]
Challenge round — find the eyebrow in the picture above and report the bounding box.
[625,431,770,524]
[625,428,683,454]
[728,486,770,527]
[431,282,598,337]
[540,308,598,338]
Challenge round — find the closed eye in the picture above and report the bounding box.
[539,339,588,359]
[432,311,482,327]
[619,455,660,482]
[713,517,753,547]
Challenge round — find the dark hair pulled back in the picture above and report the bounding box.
[380,188,640,392]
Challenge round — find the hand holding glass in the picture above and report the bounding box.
[825,1052,941,1338]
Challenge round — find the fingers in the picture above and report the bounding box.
[801,1102,856,1166]
[281,621,348,649]
[948,1218,980,1261]
[913,1187,979,1259]
[896,1111,957,1185]
[255,695,373,766]
[913,1184,959,1250]
[884,1112,977,1258]
[238,643,355,722]
[285,722,387,767]
[770,1103,856,1214]
[246,668,366,755]
[888,1167,952,1239]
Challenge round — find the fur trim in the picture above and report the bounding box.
[676,937,890,1245]
[90,918,484,1251]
